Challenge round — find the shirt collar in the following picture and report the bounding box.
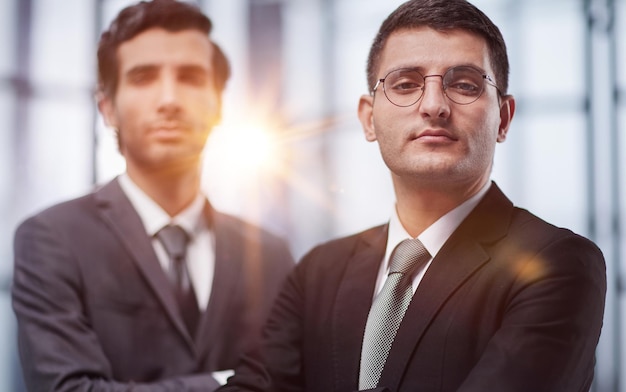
[385,181,491,270]
[118,173,206,238]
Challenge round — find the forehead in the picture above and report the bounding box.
[116,27,213,73]
[378,26,492,75]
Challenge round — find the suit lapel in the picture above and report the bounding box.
[94,179,195,349]
[332,225,388,392]
[378,238,490,389]
[378,182,514,390]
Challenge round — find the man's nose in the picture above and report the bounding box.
[157,74,182,113]
[418,75,450,118]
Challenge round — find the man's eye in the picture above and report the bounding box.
[391,79,422,92]
[128,71,156,85]
[447,82,480,95]
[179,68,209,86]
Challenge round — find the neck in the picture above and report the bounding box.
[392,176,488,237]
[127,164,201,217]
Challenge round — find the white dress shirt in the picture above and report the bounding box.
[118,174,215,311]
[373,181,491,298]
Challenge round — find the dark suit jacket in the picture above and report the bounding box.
[220,182,606,392]
[12,178,294,391]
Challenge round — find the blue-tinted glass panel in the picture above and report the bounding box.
[0,0,16,75]
[23,97,94,216]
[30,0,94,87]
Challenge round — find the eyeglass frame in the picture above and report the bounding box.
[371,65,503,107]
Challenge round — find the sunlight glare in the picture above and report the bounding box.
[204,120,282,180]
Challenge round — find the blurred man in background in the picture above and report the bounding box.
[12,0,293,390]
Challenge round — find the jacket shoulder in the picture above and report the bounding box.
[509,207,600,252]
[15,190,99,234]
[298,224,386,268]
[213,211,290,249]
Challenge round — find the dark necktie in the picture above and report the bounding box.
[156,225,200,337]
[359,238,431,390]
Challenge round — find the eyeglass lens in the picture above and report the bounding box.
[382,66,488,106]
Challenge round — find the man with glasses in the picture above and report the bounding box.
[220,0,606,391]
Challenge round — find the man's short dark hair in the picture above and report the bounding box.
[366,0,509,95]
[97,0,230,98]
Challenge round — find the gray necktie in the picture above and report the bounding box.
[156,225,199,337]
[359,238,431,390]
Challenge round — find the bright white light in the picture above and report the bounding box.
[201,119,288,218]
[205,121,279,176]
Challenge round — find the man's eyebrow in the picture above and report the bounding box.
[384,62,487,75]
[178,64,210,73]
[124,64,159,76]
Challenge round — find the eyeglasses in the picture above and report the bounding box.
[372,66,501,106]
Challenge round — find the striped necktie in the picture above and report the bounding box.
[156,224,200,337]
[359,238,431,390]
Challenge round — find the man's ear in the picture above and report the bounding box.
[358,94,377,142]
[97,92,118,129]
[209,93,223,128]
[497,95,515,143]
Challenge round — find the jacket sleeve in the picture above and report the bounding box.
[218,256,308,392]
[12,215,221,392]
[457,234,606,392]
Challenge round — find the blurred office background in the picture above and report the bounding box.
[0,0,624,390]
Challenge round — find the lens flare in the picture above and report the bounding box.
[205,121,280,177]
